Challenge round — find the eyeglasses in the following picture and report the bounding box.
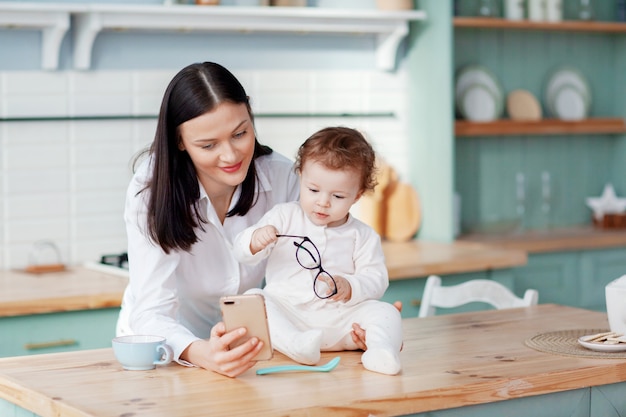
[276,234,338,299]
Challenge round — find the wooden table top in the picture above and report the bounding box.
[0,304,623,417]
[1,240,527,317]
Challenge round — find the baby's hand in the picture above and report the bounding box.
[329,275,352,302]
[250,225,279,254]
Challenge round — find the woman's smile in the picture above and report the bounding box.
[221,161,243,174]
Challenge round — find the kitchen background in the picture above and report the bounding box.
[0,0,422,270]
[2,0,626,272]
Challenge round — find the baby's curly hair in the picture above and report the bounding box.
[294,126,378,193]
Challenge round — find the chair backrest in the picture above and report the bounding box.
[418,275,539,318]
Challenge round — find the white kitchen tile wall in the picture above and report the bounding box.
[0,67,410,270]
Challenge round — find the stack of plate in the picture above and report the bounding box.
[544,67,592,121]
[455,66,504,122]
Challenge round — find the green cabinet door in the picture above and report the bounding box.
[579,247,626,311]
[510,252,580,307]
[511,247,626,311]
[0,308,120,358]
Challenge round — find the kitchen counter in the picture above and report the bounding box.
[0,240,526,317]
[459,225,626,253]
[382,239,526,280]
[0,267,127,317]
[0,304,624,417]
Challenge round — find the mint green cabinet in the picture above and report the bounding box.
[511,252,579,307]
[579,247,626,310]
[511,247,626,311]
[0,308,119,358]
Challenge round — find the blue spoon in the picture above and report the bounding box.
[256,356,340,375]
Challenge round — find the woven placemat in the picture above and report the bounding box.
[525,329,626,359]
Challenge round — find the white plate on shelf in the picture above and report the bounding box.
[455,65,504,119]
[550,83,588,120]
[578,336,626,352]
[544,67,591,118]
[459,83,499,122]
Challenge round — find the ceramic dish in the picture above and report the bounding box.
[549,83,588,120]
[544,67,591,118]
[458,83,500,122]
[455,65,504,119]
[578,336,626,352]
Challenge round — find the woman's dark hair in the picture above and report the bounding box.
[136,62,272,253]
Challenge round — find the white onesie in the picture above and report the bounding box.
[233,201,402,375]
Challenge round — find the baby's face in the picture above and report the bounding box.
[299,160,362,228]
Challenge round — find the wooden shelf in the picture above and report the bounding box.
[454,17,626,33]
[455,118,626,137]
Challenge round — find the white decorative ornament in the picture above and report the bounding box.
[586,184,626,220]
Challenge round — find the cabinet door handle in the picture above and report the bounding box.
[24,339,78,350]
[411,299,422,307]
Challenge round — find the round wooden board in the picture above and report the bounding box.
[385,182,421,242]
[507,89,542,121]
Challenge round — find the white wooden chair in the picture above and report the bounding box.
[418,275,539,318]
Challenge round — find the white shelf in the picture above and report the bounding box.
[0,3,426,71]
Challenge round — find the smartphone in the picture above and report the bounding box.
[219,294,273,361]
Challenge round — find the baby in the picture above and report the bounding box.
[233,126,402,375]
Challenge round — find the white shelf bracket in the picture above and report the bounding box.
[73,12,103,71]
[376,23,409,72]
[0,7,70,70]
[41,12,69,70]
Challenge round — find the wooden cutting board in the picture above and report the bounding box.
[385,181,422,242]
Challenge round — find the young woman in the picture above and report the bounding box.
[117,62,376,377]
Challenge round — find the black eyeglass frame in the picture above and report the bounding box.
[275,234,338,299]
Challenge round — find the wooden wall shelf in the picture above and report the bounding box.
[454,17,626,33]
[455,118,626,137]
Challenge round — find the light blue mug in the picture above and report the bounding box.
[112,335,173,371]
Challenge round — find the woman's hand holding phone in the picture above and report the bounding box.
[180,322,266,378]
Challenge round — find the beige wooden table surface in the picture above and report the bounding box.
[1,304,624,417]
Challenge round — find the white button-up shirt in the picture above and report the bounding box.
[117,152,299,361]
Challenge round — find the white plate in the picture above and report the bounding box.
[459,83,499,122]
[544,67,591,117]
[550,83,587,120]
[578,336,626,352]
[455,65,504,117]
